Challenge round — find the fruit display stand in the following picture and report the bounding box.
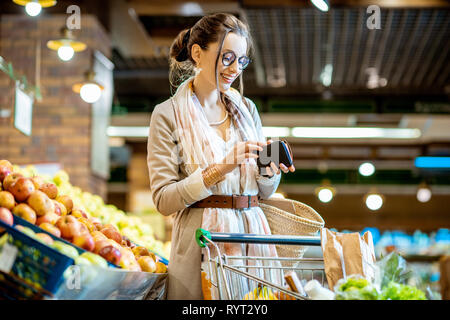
[0,159,169,300]
[0,217,168,300]
[52,264,167,300]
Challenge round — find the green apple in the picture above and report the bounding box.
[74,256,92,266]
[79,252,108,268]
[52,241,79,260]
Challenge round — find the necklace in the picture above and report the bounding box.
[209,112,228,126]
[191,85,229,126]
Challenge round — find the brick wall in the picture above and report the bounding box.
[0,14,110,199]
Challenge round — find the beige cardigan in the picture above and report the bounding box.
[147,97,281,300]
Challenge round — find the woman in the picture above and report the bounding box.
[147,13,295,300]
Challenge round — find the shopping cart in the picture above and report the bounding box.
[195,228,326,300]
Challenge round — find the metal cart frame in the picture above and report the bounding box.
[196,229,326,300]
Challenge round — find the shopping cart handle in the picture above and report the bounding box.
[195,228,212,248]
[195,229,321,246]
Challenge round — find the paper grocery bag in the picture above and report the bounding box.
[320,228,376,291]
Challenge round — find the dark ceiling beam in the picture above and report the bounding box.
[373,9,393,83]
[334,9,349,86]
[239,10,266,87]
[381,10,408,87]
[312,10,321,84]
[345,8,364,86]
[413,15,449,87]
[402,10,437,86]
[390,10,423,87]
[285,8,298,86]
[356,14,376,86]
[242,0,450,8]
[299,8,309,85]
[425,39,450,87]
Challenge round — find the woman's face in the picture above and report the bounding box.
[194,32,248,92]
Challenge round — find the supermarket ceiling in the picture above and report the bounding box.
[1,0,449,99]
[109,0,450,99]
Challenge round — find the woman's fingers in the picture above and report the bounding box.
[270,161,280,175]
[289,164,295,172]
[265,166,273,176]
[280,163,289,173]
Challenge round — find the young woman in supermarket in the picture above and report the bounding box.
[147,13,295,300]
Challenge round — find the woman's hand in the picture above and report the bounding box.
[263,139,295,177]
[218,140,265,175]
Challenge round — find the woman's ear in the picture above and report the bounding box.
[190,43,202,67]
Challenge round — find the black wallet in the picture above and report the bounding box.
[256,139,293,176]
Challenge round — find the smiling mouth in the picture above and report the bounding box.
[220,73,235,84]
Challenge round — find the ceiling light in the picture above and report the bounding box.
[107,126,149,138]
[414,157,450,169]
[311,0,329,12]
[13,1,56,16]
[25,2,41,16]
[365,190,384,211]
[72,70,104,103]
[359,162,375,176]
[315,180,336,203]
[57,45,75,61]
[261,126,290,138]
[417,182,432,203]
[320,64,333,87]
[291,127,421,139]
[47,27,87,62]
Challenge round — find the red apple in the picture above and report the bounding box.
[94,239,112,254]
[0,191,15,210]
[55,215,82,240]
[72,233,95,252]
[35,233,54,246]
[0,207,14,232]
[100,227,122,244]
[30,175,45,190]
[39,222,61,238]
[27,190,55,216]
[9,177,35,202]
[98,245,122,265]
[71,207,88,219]
[55,195,73,214]
[52,200,67,216]
[12,203,37,224]
[36,211,60,225]
[0,165,12,183]
[39,182,58,200]
[3,172,23,191]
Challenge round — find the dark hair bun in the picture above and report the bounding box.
[170,29,191,62]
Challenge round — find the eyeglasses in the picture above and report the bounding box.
[222,51,251,70]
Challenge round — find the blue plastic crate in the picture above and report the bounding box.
[0,219,74,294]
[12,215,119,269]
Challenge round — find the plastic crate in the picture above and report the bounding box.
[0,220,74,294]
[0,270,52,300]
[12,215,119,269]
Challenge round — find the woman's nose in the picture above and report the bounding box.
[228,59,239,73]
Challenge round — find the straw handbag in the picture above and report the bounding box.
[259,198,325,264]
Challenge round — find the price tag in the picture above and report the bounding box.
[0,242,18,273]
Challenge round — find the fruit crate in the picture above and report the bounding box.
[0,270,52,300]
[11,215,119,269]
[0,220,74,294]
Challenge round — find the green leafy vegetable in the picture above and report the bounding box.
[380,281,426,300]
[376,252,412,288]
[334,276,380,300]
